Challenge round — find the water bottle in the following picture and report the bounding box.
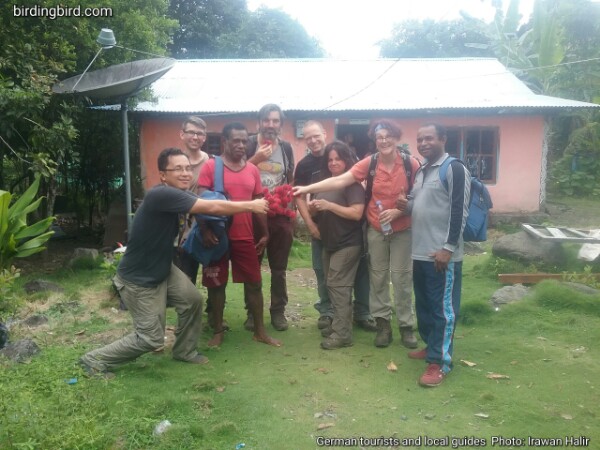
[375,201,393,236]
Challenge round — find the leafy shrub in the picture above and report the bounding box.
[0,175,54,270]
[550,122,600,197]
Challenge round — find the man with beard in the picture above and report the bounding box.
[245,104,295,331]
[79,148,269,378]
[199,122,280,348]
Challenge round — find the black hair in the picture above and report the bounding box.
[420,123,447,139]
[158,147,188,171]
[222,122,247,140]
[321,140,358,178]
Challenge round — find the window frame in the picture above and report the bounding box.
[444,126,498,183]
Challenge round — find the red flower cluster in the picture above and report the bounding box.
[263,184,296,218]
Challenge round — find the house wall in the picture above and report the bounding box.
[139,114,544,213]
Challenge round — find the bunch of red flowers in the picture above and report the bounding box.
[263,184,296,218]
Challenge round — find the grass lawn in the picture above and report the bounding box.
[1,226,600,448]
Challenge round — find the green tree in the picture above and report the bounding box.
[169,1,323,58]
[0,0,176,216]
[379,18,495,58]
[236,7,323,58]
[550,122,600,197]
[168,0,248,58]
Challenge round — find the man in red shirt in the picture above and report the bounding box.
[199,123,280,348]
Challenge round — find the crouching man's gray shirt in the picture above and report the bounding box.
[408,153,471,262]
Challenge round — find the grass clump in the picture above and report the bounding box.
[532,280,600,317]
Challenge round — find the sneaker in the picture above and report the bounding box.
[355,318,378,332]
[419,363,445,387]
[244,314,255,332]
[79,358,115,380]
[317,316,333,330]
[320,336,353,350]
[408,348,427,360]
[271,312,288,331]
[400,327,418,349]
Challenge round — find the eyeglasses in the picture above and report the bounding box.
[163,166,193,173]
[375,136,395,143]
[183,130,206,138]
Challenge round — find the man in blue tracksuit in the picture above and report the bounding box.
[397,123,470,387]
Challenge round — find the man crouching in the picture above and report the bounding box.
[79,148,269,378]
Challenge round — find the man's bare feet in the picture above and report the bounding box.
[253,333,282,347]
[207,330,225,347]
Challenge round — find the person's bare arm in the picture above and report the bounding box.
[248,141,272,166]
[253,193,269,255]
[296,195,320,239]
[189,198,268,215]
[308,200,364,221]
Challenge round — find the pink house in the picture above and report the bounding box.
[133,58,598,213]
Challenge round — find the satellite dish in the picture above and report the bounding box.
[53,56,176,234]
[52,57,175,100]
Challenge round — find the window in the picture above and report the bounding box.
[444,127,498,183]
[203,133,222,156]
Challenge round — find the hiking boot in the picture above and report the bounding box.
[244,313,255,332]
[321,326,333,338]
[320,336,353,350]
[374,317,392,348]
[408,348,427,360]
[355,318,378,332]
[79,358,115,380]
[400,327,418,348]
[419,363,445,387]
[271,312,288,331]
[317,316,333,330]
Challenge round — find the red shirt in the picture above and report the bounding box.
[350,152,419,232]
[199,159,263,241]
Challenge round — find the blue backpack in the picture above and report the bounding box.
[182,156,230,265]
[439,157,493,242]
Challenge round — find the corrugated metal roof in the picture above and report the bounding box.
[133,58,599,113]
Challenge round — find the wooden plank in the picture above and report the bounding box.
[498,273,564,284]
[499,273,600,284]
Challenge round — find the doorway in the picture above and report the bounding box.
[335,124,371,159]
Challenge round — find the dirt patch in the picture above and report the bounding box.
[544,199,599,229]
